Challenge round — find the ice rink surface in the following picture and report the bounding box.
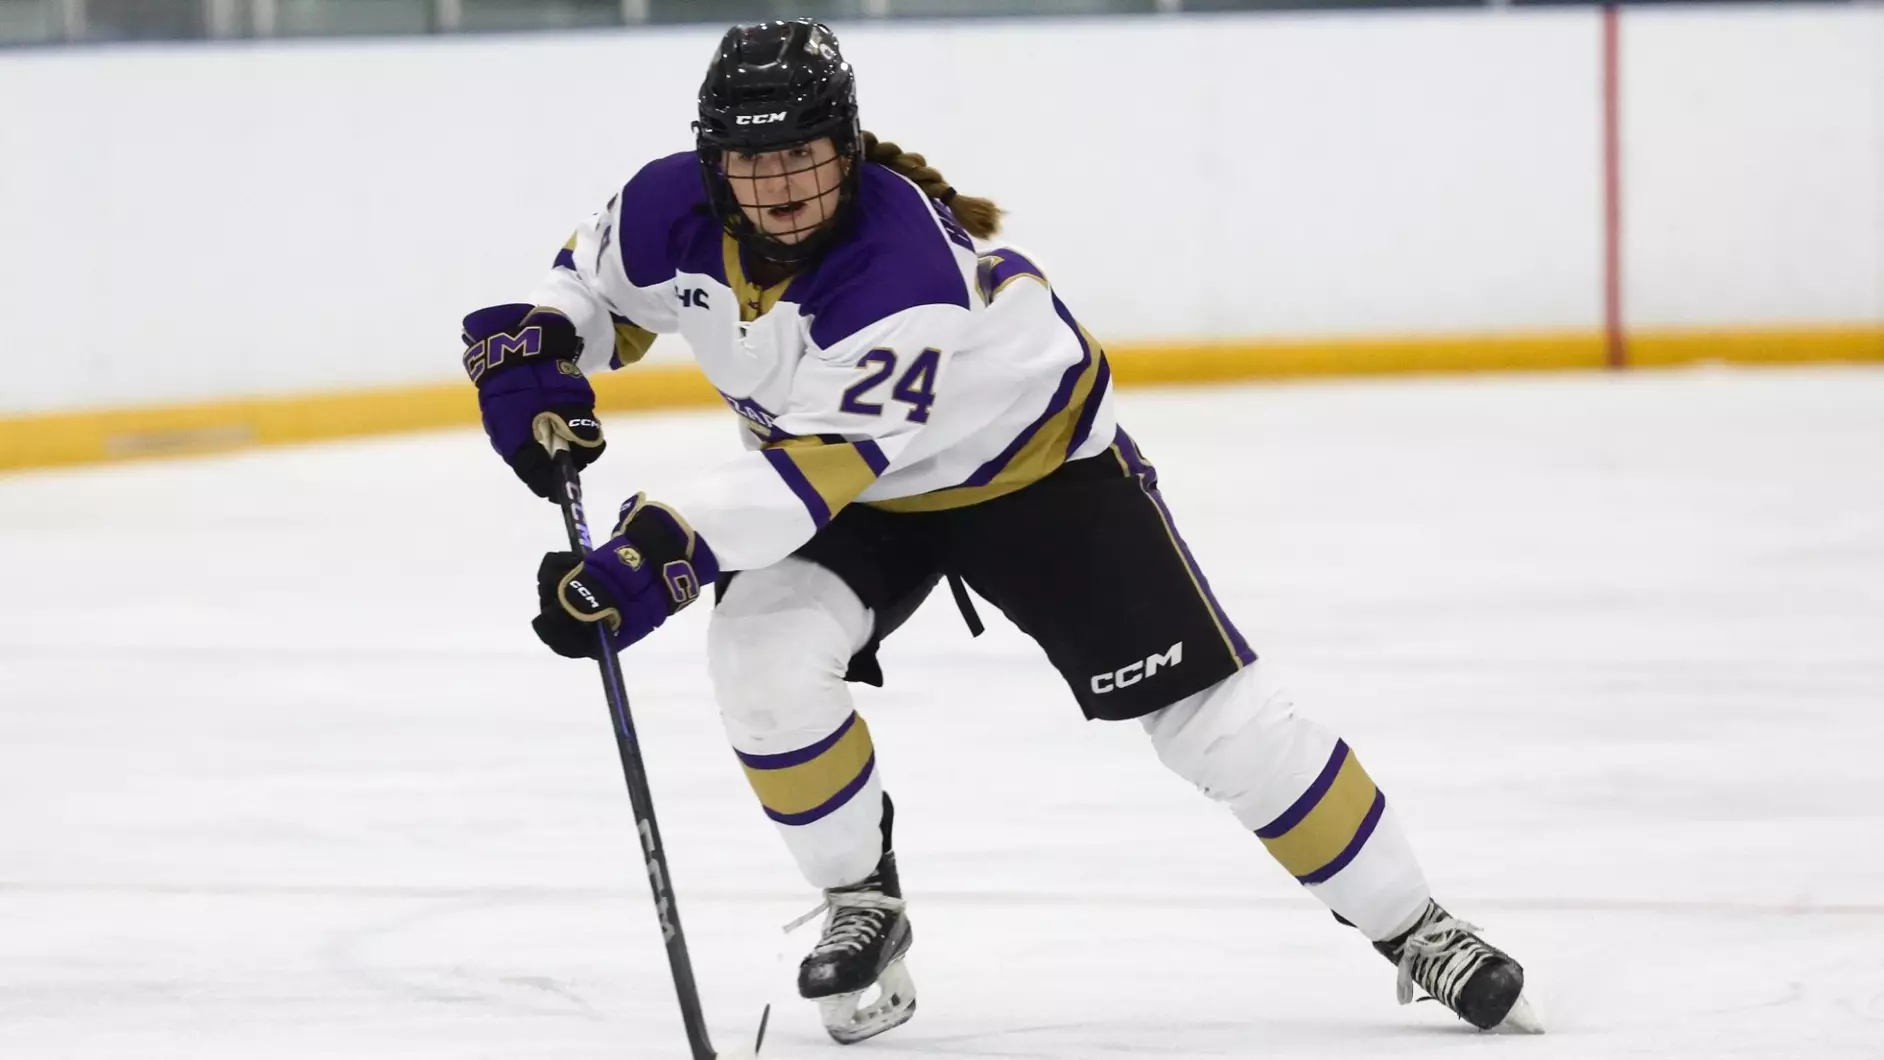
[2,366,1881,1059]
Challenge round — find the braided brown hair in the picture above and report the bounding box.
[860,131,1003,239]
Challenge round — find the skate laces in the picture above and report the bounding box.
[784,889,905,957]
[1394,914,1491,1007]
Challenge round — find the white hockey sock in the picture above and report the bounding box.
[709,557,886,889]
[1143,664,1431,941]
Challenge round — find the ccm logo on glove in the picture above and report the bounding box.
[567,577,605,613]
[460,304,606,501]
[463,325,546,384]
[532,493,721,659]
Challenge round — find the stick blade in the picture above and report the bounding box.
[710,1002,773,1059]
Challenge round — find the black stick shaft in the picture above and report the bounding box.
[549,449,718,1060]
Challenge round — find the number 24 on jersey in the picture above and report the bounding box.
[841,347,941,424]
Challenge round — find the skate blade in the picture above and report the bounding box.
[1493,991,1545,1034]
[816,959,917,1045]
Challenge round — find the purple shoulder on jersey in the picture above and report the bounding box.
[977,247,1047,299]
[615,151,726,288]
[797,164,972,349]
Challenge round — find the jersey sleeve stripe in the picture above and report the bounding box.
[959,293,1095,489]
[768,437,887,522]
[762,447,833,526]
[1064,347,1112,459]
[868,296,1104,513]
[976,250,1048,304]
[856,438,889,476]
[608,312,657,368]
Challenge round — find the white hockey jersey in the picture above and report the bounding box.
[527,152,1119,572]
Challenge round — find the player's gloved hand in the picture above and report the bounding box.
[532,493,721,659]
[461,303,603,500]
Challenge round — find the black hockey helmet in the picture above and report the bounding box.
[694,19,864,263]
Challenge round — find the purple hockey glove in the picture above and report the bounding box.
[461,303,602,500]
[532,493,722,659]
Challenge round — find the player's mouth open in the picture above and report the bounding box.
[768,202,806,218]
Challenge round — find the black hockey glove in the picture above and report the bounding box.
[461,303,604,500]
[531,494,720,659]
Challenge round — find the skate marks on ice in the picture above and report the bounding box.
[317,890,607,1018]
[752,898,1884,1060]
[0,888,636,1060]
[4,369,1884,1059]
[7,881,1881,1058]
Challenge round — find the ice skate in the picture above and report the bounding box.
[790,853,916,1044]
[1375,900,1543,1033]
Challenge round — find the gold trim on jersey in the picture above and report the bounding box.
[975,252,1046,306]
[722,233,795,323]
[767,435,887,516]
[867,336,1107,514]
[613,321,657,365]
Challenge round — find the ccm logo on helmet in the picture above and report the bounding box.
[735,112,788,125]
[1090,642,1184,695]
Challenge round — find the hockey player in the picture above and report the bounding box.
[460,18,1541,1045]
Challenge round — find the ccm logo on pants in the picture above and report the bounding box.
[1090,642,1184,694]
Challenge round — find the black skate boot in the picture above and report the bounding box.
[792,852,916,1044]
[1374,900,1542,1033]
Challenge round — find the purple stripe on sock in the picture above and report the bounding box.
[763,447,832,527]
[735,712,858,771]
[1256,741,1350,839]
[764,755,877,826]
[1297,790,1388,885]
[856,438,890,476]
[1065,354,1111,459]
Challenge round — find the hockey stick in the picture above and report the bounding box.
[536,420,767,1060]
